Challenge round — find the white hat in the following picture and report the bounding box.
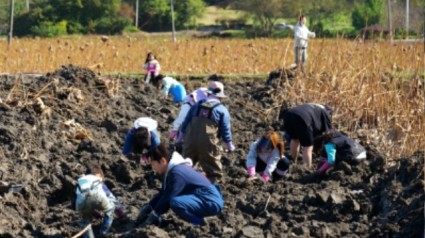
[207,81,227,98]
[133,117,158,131]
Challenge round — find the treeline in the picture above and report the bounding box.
[0,0,206,36]
[0,0,423,37]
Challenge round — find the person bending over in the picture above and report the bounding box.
[136,144,224,227]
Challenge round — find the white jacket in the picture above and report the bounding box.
[162,76,180,97]
[245,140,282,177]
[294,23,315,48]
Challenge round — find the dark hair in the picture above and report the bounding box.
[133,127,150,153]
[145,52,155,64]
[207,74,223,82]
[299,15,305,22]
[152,74,165,89]
[313,130,334,154]
[148,144,170,163]
[90,165,104,179]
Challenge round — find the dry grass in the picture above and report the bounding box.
[1,36,422,75]
[0,36,424,160]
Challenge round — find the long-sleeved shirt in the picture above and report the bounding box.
[149,152,212,215]
[122,128,160,155]
[75,175,114,212]
[172,88,208,130]
[320,130,366,165]
[289,103,332,139]
[245,139,282,177]
[172,103,191,131]
[294,23,315,48]
[180,97,232,143]
[161,76,180,97]
[143,60,161,74]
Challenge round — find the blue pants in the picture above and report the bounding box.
[170,184,223,225]
[170,83,186,103]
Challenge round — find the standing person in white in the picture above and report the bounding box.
[294,15,316,71]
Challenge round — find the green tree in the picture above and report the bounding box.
[174,0,206,28]
[137,0,170,30]
[13,0,132,36]
[352,0,384,29]
[232,0,283,36]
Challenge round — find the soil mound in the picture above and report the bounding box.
[0,66,423,237]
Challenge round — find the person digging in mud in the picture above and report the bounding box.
[136,144,224,227]
[246,131,291,182]
[143,52,161,83]
[89,165,127,220]
[152,74,187,104]
[293,15,316,72]
[178,81,235,183]
[281,103,332,169]
[169,87,208,141]
[313,129,367,175]
[75,167,117,238]
[122,117,160,164]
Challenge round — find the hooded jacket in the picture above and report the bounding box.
[149,152,212,215]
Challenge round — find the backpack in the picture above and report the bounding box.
[195,101,222,121]
[73,175,102,211]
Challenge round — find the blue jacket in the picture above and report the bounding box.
[149,152,214,215]
[180,97,232,143]
[122,128,160,156]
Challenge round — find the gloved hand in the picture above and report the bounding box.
[169,130,178,139]
[100,213,113,235]
[226,142,235,152]
[140,154,149,165]
[175,132,184,143]
[247,166,256,177]
[316,157,326,170]
[261,174,270,182]
[140,211,162,227]
[317,161,333,174]
[136,204,152,224]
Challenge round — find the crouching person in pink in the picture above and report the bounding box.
[136,144,224,227]
[246,131,291,182]
[313,129,367,175]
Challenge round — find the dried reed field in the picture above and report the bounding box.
[0,36,423,74]
[0,36,424,160]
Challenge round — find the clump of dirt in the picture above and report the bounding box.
[0,65,423,238]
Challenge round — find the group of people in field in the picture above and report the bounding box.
[73,16,367,238]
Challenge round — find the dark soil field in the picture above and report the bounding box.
[0,65,423,238]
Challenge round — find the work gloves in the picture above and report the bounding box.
[226,142,235,152]
[136,204,152,223]
[140,154,149,165]
[247,166,270,183]
[317,160,333,175]
[136,205,162,227]
[169,130,178,139]
[247,166,255,177]
[140,211,162,227]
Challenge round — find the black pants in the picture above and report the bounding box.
[255,156,290,179]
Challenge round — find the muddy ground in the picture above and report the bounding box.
[0,65,423,238]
